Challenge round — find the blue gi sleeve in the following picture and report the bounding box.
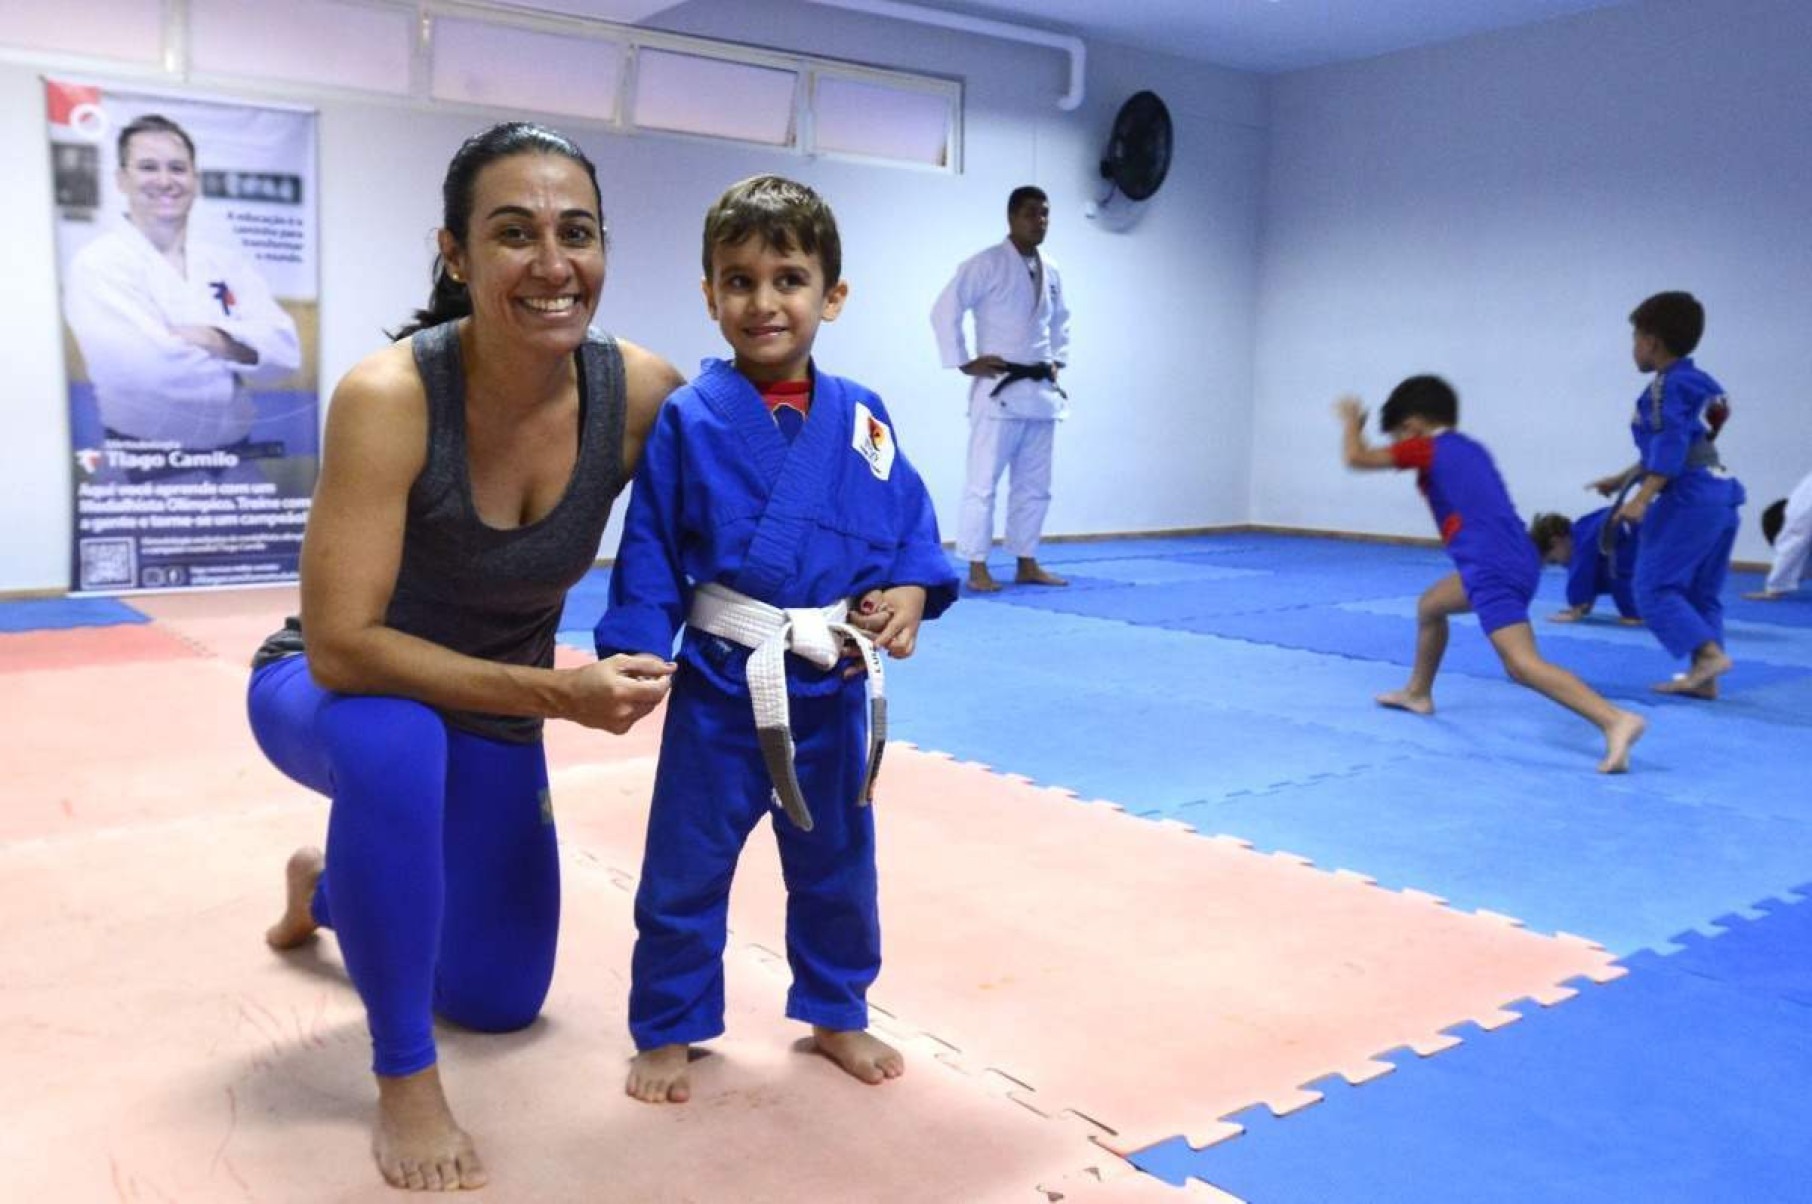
[1564,510,1604,609]
[889,466,959,620]
[1639,375,1696,478]
[867,399,959,620]
[594,399,690,659]
[1564,544,1598,609]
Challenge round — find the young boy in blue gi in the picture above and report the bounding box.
[595,176,958,1105]
[1587,291,1744,698]
[1529,508,1642,624]
[1338,376,1645,772]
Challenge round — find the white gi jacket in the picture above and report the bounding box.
[930,238,1071,421]
[1765,471,1812,595]
[64,223,302,449]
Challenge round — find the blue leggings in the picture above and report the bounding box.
[246,655,561,1076]
[629,665,878,1050]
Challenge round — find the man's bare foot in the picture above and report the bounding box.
[1741,590,1785,602]
[812,1026,905,1085]
[1653,646,1733,697]
[373,1065,487,1191]
[1597,711,1646,774]
[265,847,324,950]
[625,1044,691,1104]
[1014,559,1068,587]
[1375,688,1434,716]
[967,564,1002,593]
[1618,617,1645,626]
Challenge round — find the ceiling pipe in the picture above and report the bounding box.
[800,0,1085,110]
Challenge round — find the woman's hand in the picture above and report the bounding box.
[562,654,675,733]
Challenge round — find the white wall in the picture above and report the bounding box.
[0,0,1267,592]
[1249,0,1812,564]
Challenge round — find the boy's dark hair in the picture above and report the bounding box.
[1629,291,1704,357]
[117,114,196,166]
[1762,498,1788,546]
[1529,512,1573,557]
[1378,375,1459,434]
[1008,185,1048,214]
[394,121,603,340]
[703,175,841,287]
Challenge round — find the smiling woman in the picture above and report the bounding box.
[241,121,685,1193]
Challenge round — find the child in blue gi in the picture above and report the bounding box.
[1587,291,1744,698]
[1528,508,1642,624]
[1338,377,1646,772]
[595,176,958,1105]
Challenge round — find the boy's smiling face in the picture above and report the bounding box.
[702,235,847,384]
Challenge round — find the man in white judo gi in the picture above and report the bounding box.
[931,185,1071,592]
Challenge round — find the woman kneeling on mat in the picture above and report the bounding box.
[245,122,682,1192]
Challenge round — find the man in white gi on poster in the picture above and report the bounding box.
[931,185,1071,592]
[64,113,300,460]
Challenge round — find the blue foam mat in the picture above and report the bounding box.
[0,595,149,632]
[1175,752,1812,956]
[1132,944,1812,1203]
[1164,601,1810,702]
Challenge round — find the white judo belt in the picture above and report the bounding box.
[687,581,886,831]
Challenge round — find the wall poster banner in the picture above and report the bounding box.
[46,79,319,593]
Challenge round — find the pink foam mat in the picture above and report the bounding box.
[128,585,298,664]
[2,656,289,843]
[551,746,1623,1156]
[0,806,1141,1202]
[0,622,208,672]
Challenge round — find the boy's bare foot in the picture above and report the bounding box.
[1014,560,1068,587]
[1375,689,1434,715]
[1618,617,1645,626]
[967,564,1002,593]
[625,1044,692,1103]
[811,1026,905,1085]
[1653,646,1733,697]
[373,1065,487,1191]
[265,846,324,949]
[1597,711,1646,774]
[1656,674,1719,700]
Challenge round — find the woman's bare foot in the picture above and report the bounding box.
[264,847,324,949]
[1597,711,1646,774]
[625,1044,691,1103]
[1375,688,1434,716]
[811,1026,905,1085]
[373,1065,487,1191]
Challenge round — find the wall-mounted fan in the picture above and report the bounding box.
[1099,90,1172,204]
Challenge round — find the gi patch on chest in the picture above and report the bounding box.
[851,401,895,481]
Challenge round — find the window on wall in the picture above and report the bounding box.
[0,0,964,174]
[0,0,164,65]
[190,0,413,95]
[430,17,626,124]
[811,72,955,169]
[631,49,799,148]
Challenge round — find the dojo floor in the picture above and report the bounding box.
[2,531,1807,1202]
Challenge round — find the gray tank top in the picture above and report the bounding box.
[384,320,628,742]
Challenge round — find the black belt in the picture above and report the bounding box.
[988,361,1067,399]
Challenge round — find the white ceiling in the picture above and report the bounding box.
[511,0,1645,74]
